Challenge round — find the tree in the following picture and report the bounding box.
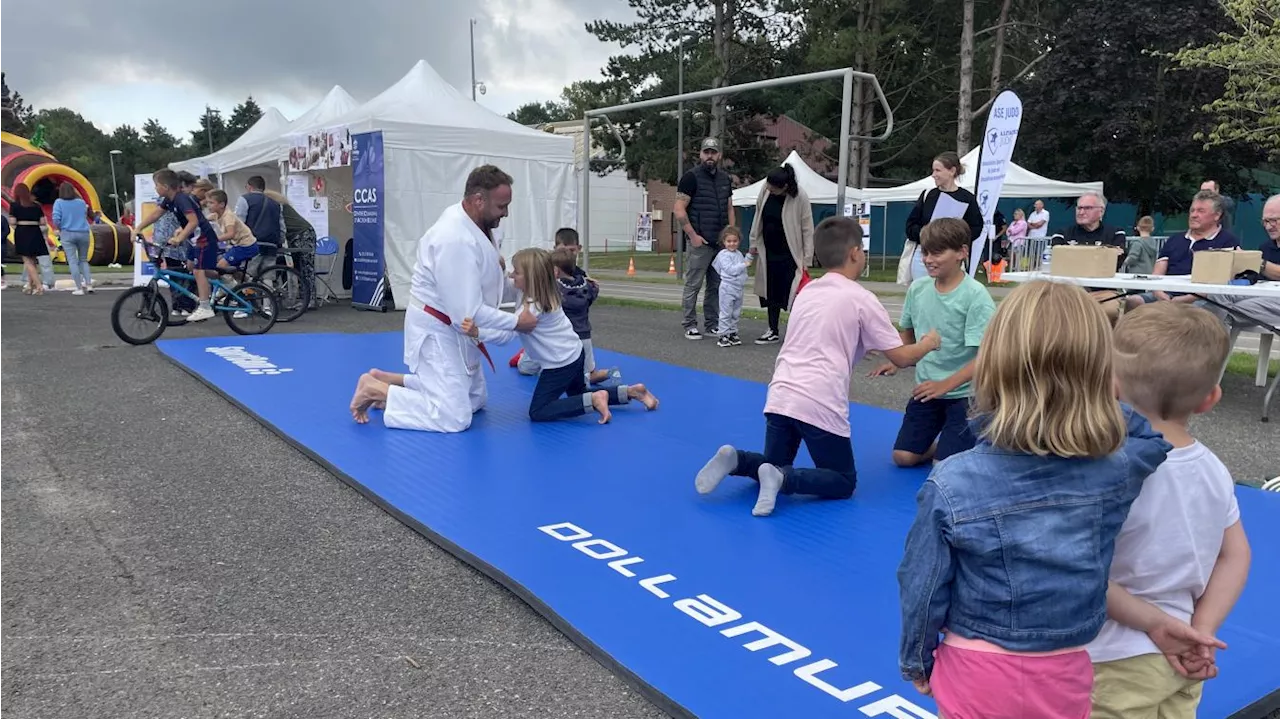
[226,97,265,143]
[584,0,791,184]
[1168,0,1280,159]
[508,101,574,126]
[2,73,39,137]
[1016,0,1268,213]
[189,107,230,154]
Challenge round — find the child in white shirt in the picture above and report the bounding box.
[712,226,754,347]
[464,248,659,424]
[1089,302,1251,718]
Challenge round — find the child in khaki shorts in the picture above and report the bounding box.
[1086,302,1252,718]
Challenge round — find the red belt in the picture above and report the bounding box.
[423,304,495,372]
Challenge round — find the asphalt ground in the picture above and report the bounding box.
[2,288,1276,718]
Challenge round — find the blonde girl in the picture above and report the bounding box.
[896,280,1172,719]
[463,248,658,424]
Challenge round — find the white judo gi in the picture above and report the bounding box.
[383,203,517,432]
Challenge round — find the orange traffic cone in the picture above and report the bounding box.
[668,254,676,274]
[627,256,636,276]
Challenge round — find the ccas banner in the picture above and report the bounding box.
[351,131,388,311]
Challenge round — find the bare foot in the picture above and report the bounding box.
[369,368,405,387]
[372,401,386,410]
[588,368,613,384]
[591,390,613,424]
[350,373,387,424]
[627,383,660,411]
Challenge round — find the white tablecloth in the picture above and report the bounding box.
[999,272,1280,300]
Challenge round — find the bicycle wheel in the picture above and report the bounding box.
[255,264,310,323]
[220,280,279,336]
[111,285,170,345]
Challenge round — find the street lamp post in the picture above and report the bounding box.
[470,19,478,101]
[108,149,123,220]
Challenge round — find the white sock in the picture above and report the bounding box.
[696,445,737,494]
[752,464,784,517]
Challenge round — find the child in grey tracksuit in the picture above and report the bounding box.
[712,226,753,347]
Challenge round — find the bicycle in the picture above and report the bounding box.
[223,242,311,324]
[111,238,279,345]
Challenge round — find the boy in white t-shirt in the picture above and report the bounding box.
[1089,302,1252,718]
[694,217,940,517]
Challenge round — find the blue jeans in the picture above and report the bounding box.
[528,350,630,422]
[732,413,857,499]
[60,230,92,287]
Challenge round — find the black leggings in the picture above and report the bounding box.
[768,306,782,333]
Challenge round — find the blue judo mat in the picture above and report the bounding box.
[157,331,1280,719]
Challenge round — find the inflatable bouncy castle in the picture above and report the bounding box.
[2,130,133,265]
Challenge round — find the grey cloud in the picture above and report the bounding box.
[1,0,629,122]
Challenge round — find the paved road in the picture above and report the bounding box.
[2,289,1276,718]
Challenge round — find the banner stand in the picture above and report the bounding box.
[969,89,1024,278]
[350,131,389,312]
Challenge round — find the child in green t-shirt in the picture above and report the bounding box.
[870,217,996,465]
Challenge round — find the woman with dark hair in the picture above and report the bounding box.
[897,151,984,285]
[7,183,50,295]
[748,163,814,343]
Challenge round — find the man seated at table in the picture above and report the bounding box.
[1049,191,1128,319]
[1210,193,1280,331]
[1126,190,1239,309]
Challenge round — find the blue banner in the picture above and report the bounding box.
[351,131,387,310]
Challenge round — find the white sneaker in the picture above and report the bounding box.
[188,306,216,322]
[71,289,85,296]
[83,283,94,293]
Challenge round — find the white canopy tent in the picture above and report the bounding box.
[171,86,359,191]
[859,147,1104,204]
[324,59,577,307]
[170,106,292,177]
[732,151,864,207]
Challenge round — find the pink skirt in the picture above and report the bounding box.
[930,641,1093,719]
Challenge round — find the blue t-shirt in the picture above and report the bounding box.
[53,197,91,232]
[1157,229,1239,275]
[899,274,996,399]
[1261,238,1280,268]
[162,192,217,247]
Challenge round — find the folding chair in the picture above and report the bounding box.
[313,236,341,305]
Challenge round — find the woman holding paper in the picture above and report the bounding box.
[897,151,984,285]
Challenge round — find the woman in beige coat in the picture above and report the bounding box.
[749,164,814,343]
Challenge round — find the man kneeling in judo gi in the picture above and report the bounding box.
[349,164,537,431]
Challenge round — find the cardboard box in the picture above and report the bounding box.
[1191,249,1263,284]
[1049,245,1118,279]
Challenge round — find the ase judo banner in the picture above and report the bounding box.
[351,131,388,311]
[970,89,1024,278]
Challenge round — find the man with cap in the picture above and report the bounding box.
[674,137,736,340]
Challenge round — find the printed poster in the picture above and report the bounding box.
[285,174,329,241]
[133,173,158,287]
[971,89,1024,277]
[288,126,353,171]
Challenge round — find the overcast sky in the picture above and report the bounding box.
[1,0,636,137]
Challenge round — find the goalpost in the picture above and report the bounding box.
[578,68,895,272]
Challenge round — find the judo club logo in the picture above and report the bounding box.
[205,346,294,376]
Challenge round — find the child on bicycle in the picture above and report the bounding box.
[134,170,220,322]
[206,190,259,274]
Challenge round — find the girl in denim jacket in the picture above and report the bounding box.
[896,280,1172,719]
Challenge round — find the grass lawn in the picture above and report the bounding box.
[584,250,1019,288]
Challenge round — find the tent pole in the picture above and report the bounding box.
[581,115,591,273]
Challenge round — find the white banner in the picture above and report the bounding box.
[970,89,1024,277]
[133,174,158,287]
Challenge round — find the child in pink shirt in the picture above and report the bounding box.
[695,217,940,516]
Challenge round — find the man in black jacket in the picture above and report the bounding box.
[674,138,736,340]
